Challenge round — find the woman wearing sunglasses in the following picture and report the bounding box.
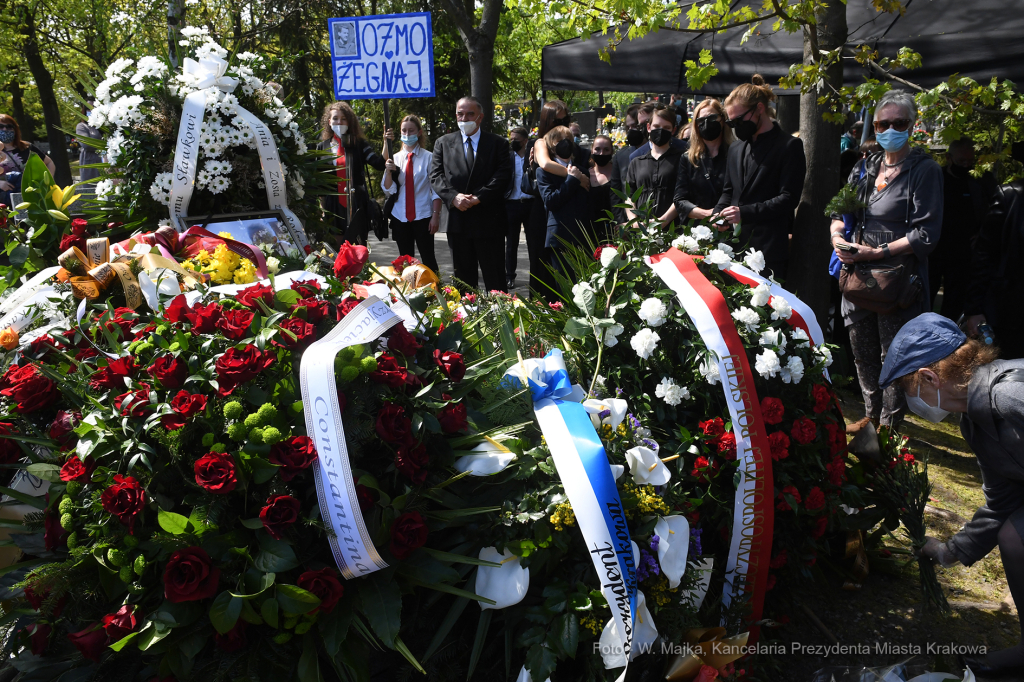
[830,90,944,434]
[673,98,733,222]
[0,114,55,205]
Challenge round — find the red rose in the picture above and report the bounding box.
[333,241,369,279]
[24,584,64,614]
[370,354,409,389]
[215,620,247,652]
[291,278,322,299]
[433,350,466,383]
[109,307,138,340]
[216,308,255,341]
[149,355,187,389]
[297,567,344,614]
[375,403,411,444]
[48,410,79,448]
[336,298,361,319]
[26,623,51,655]
[71,217,88,235]
[356,483,375,512]
[89,356,137,391]
[811,516,828,539]
[812,384,833,414]
[826,455,846,486]
[275,316,317,350]
[67,624,107,661]
[698,417,725,439]
[215,345,275,396]
[769,549,788,569]
[60,455,96,482]
[790,417,817,446]
[269,436,317,481]
[0,422,20,465]
[164,295,191,323]
[391,254,418,272]
[101,604,137,642]
[101,474,146,533]
[805,486,825,512]
[186,301,223,335]
[767,431,790,462]
[438,402,468,434]
[44,506,68,550]
[164,547,220,603]
[236,283,275,311]
[59,232,86,253]
[592,244,616,261]
[717,432,737,460]
[260,495,301,539]
[115,384,153,418]
[776,485,801,511]
[389,511,428,560]
[395,442,428,484]
[161,390,208,430]
[194,451,237,494]
[0,364,58,413]
[760,397,784,425]
[294,297,329,324]
[26,333,60,360]
[387,326,422,357]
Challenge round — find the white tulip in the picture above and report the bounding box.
[654,516,690,589]
[625,446,670,486]
[475,547,529,610]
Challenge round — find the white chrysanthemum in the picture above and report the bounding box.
[208,175,230,194]
[755,349,782,379]
[87,104,110,128]
[630,328,661,360]
[95,179,120,201]
[691,225,713,241]
[599,247,618,268]
[195,169,212,188]
[637,298,668,327]
[236,51,260,62]
[106,131,125,164]
[699,358,721,385]
[759,328,787,354]
[179,25,209,37]
[105,57,134,79]
[655,377,689,406]
[731,306,760,332]
[744,249,765,273]
[815,345,834,367]
[791,327,811,348]
[671,234,699,252]
[602,324,624,347]
[706,248,731,269]
[780,355,805,384]
[107,95,145,127]
[716,242,735,258]
[750,283,771,307]
[94,77,120,105]
[770,295,793,320]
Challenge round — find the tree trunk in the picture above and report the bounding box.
[467,36,495,131]
[440,0,503,132]
[167,0,185,69]
[789,3,847,325]
[6,80,36,142]
[18,5,71,186]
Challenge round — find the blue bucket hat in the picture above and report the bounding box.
[879,313,966,388]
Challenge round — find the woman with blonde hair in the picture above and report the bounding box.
[673,98,733,221]
[713,75,805,280]
[317,101,389,245]
[382,114,441,272]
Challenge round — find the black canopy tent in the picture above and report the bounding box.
[541,0,1024,95]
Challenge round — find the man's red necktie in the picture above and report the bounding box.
[404,151,416,222]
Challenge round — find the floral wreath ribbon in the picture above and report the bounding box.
[57,237,143,308]
[664,628,749,681]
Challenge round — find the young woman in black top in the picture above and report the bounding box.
[624,104,683,225]
[588,134,615,241]
[317,102,388,246]
[673,99,733,222]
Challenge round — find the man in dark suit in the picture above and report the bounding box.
[430,96,513,291]
[609,103,641,223]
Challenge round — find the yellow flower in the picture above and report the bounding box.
[217,231,234,239]
[579,614,604,636]
[646,574,676,606]
[550,503,576,532]
[233,259,257,284]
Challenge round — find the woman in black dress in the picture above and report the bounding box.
[316,102,387,246]
[588,134,615,242]
[673,99,732,222]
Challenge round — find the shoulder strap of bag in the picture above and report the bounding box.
[995,368,1024,385]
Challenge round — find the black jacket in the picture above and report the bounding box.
[536,167,591,249]
[608,145,635,223]
[430,131,512,237]
[964,181,1024,339]
[317,137,386,222]
[714,123,805,269]
[946,360,1024,566]
[673,143,729,219]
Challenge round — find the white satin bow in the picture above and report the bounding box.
[183,56,238,92]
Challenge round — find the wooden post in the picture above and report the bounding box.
[382,99,392,159]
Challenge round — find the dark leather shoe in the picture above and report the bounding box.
[963,655,1024,679]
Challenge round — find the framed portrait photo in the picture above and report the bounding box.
[181,210,297,256]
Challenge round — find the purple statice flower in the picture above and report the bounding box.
[689,527,703,557]
[642,438,659,451]
[628,413,642,430]
[599,409,611,420]
[616,387,624,396]
[635,548,661,582]
[649,534,660,552]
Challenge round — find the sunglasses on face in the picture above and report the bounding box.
[874,118,911,133]
[725,106,756,129]
[697,114,720,124]
[0,124,14,130]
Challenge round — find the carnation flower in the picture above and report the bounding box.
[750,283,771,307]
[744,249,765,272]
[699,358,720,385]
[705,249,731,269]
[769,295,793,320]
[780,355,805,384]
[755,349,782,379]
[671,235,699,252]
[759,328,786,353]
[731,306,760,332]
[716,243,734,258]
[654,377,689,406]
[637,298,668,327]
[790,327,811,348]
[691,225,713,241]
[602,323,624,347]
[630,328,661,360]
[814,345,834,367]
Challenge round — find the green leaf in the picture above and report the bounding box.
[276,584,322,615]
[420,547,501,567]
[318,601,352,657]
[137,622,172,651]
[254,535,299,572]
[563,317,591,339]
[209,590,242,634]
[525,643,558,681]
[0,486,45,509]
[298,632,322,682]
[394,635,426,675]
[466,609,492,681]
[240,518,265,529]
[109,631,141,651]
[248,457,280,484]
[25,463,62,483]
[357,570,402,647]
[422,597,469,662]
[554,614,579,658]
[157,510,190,535]
[260,597,280,628]
[274,289,301,310]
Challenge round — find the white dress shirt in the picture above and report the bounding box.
[381,145,440,222]
[460,127,481,166]
[508,151,527,200]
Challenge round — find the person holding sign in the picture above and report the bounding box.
[382,114,442,273]
[429,96,512,292]
[318,101,388,246]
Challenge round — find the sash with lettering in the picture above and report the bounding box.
[646,248,774,642]
[299,296,401,579]
[504,350,637,679]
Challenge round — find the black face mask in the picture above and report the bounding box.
[591,153,612,167]
[554,115,572,128]
[511,139,523,153]
[648,127,673,147]
[626,127,646,148]
[949,164,971,178]
[554,138,574,159]
[697,115,723,142]
[729,107,759,143]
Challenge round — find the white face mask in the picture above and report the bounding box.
[458,120,478,136]
[906,385,950,423]
[331,124,348,138]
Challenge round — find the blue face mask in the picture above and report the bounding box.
[0,130,15,144]
[401,134,419,147]
[876,128,909,152]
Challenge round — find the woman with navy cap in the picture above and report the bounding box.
[879,312,1023,676]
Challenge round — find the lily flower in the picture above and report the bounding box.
[625,446,670,486]
[454,438,516,476]
[475,547,529,610]
[654,515,690,588]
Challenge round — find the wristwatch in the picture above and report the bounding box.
[880,243,891,258]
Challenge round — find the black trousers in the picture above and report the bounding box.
[392,216,438,274]
[929,250,970,321]
[506,198,533,285]
[447,231,507,293]
[523,198,556,299]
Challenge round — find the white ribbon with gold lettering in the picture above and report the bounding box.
[299,296,400,579]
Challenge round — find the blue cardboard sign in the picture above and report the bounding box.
[328,12,435,100]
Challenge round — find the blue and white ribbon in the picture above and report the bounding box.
[504,349,637,679]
